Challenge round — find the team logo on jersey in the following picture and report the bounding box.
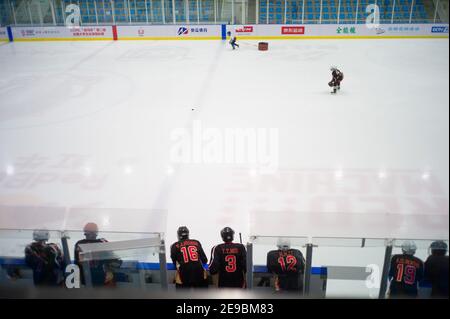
[177,27,189,35]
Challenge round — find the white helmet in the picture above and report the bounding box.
[277,238,291,250]
[33,229,50,242]
[401,241,417,255]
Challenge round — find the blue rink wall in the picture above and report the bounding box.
[0,24,448,42]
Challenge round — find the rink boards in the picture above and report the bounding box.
[2,23,448,42]
[0,27,7,42]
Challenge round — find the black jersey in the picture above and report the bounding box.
[25,242,65,286]
[389,254,424,297]
[75,238,122,286]
[267,249,305,291]
[171,239,208,287]
[424,255,449,298]
[209,242,247,288]
[332,69,344,81]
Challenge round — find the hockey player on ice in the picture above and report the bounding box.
[328,66,344,94]
[227,31,239,50]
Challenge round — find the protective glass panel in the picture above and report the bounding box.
[0,1,12,26]
[217,0,232,23]
[200,0,215,23]
[285,0,304,24]
[303,0,321,24]
[311,236,387,298]
[434,0,449,23]
[188,0,198,22]
[113,0,130,23]
[392,238,450,260]
[164,0,173,23]
[320,0,337,24]
[11,0,30,25]
[0,206,167,234]
[98,0,115,24]
[77,235,163,288]
[173,0,186,22]
[0,205,167,265]
[0,229,62,257]
[78,0,97,24]
[146,0,164,23]
[78,236,162,262]
[249,210,449,241]
[312,237,387,247]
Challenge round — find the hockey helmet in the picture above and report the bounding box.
[177,226,190,241]
[330,66,338,72]
[277,238,291,251]
[221,227,235,243]
[33,229,50,242]
[429,240,448,255]
[401,241,417,255]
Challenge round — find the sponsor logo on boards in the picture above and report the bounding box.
[281,26,305,35]
[177,27,189,35]
[336,26,356,34]
[431,26,449,33]
[235,26,254,34]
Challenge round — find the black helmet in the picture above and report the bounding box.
[430,240,448,254]
[221,227,235,243]
[177,226,189,241]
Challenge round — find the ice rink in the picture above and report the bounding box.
[0,38,448,268]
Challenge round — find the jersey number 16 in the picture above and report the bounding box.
[181,246,199,263]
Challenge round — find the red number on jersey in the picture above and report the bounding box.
[278,255,298,272]
[396,264,417,285]
[225,255,237,273]
[180,246,199,263]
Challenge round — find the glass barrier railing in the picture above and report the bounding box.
[311,237,387,298]
[248,234,449,298]
[0,228,167,290]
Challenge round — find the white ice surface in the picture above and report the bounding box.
[0,40,449,275]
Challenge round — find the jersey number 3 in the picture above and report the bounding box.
[225,255,237,273]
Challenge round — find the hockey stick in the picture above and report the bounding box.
[239,233,243,244]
